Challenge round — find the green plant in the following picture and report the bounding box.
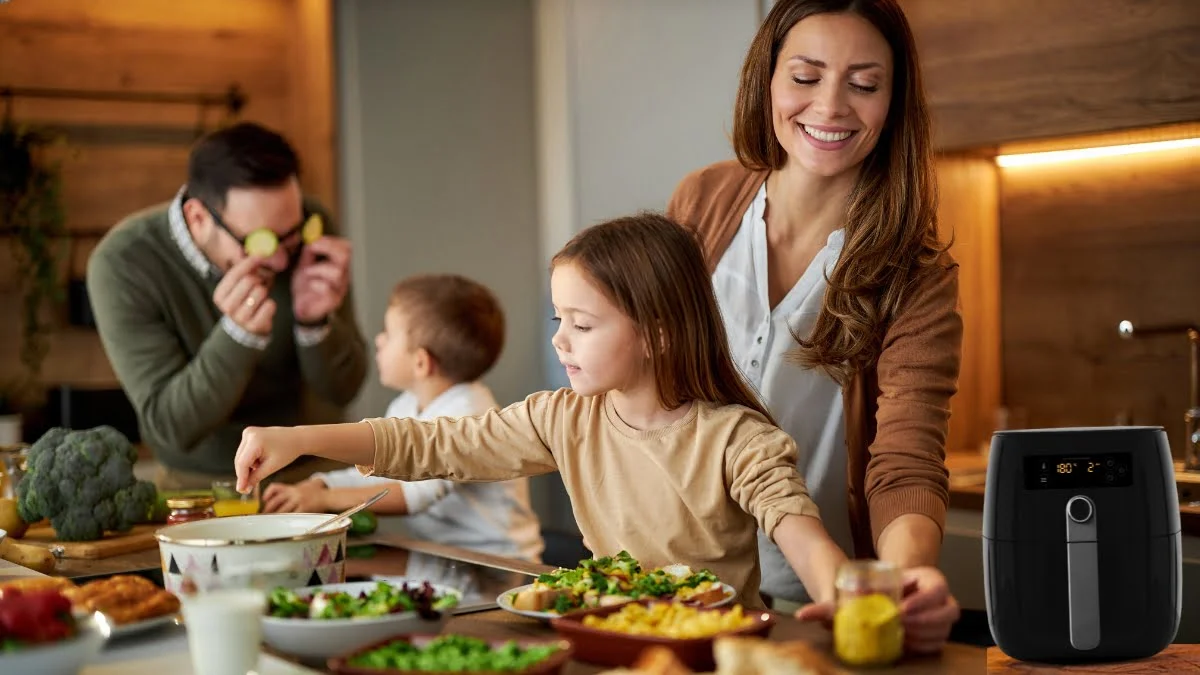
[0,118,66,378]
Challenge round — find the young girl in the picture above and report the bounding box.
[233,213,849,608]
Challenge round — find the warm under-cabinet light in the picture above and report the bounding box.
[995,137,1200,168]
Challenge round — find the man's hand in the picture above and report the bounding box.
[292,237,351,325]
[262,479,329,513]
[213,256,276,336]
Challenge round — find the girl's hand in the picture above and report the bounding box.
[235,426,302,494]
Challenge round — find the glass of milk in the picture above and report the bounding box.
[180,587,267,675]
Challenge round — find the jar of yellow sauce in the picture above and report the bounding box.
[833,560,905,667]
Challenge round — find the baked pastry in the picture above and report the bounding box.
[0,576,77,596]
[63,574,180,625]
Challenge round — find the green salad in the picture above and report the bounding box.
[267,581,458,620]
[348,635,560,672]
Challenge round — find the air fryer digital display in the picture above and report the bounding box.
[1024,452,1133,490]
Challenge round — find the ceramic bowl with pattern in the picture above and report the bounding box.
[154,513,351,595]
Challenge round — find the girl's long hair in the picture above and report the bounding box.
[552,213,776,425]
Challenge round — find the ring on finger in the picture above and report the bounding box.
[245,295,257,308]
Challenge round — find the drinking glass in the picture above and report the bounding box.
[212,480,260,517]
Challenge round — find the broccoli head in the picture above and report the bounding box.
[17,425,158,541]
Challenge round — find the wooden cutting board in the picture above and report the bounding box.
[18,523,161,560]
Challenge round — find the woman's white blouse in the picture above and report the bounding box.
[711,182,853,602]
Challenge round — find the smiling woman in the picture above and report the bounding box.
[667,0,963,657]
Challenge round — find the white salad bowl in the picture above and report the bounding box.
[260,580,462,661]
[154,513,351,595]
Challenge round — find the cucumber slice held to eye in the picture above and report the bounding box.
[302,214,324,244]
[244,229,279,257]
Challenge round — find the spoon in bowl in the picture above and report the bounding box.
[304,488,390,535]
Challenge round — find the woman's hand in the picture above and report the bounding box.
[897,566,959,654]
[794,565,960,655]
[234,426,302,494]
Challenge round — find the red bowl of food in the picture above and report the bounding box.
[549,599,775,671]
[326,633,573,675]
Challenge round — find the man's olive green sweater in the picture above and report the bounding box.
[86,193,368,477]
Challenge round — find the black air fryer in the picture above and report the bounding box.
[983,426,1182,663]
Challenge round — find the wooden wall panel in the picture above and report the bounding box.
[938,155,1001,455]
[288,0,339,213]
[1000,144,1200,459]
[0,0,335,398]
[56,145,194,233]
[900,0,1200,150]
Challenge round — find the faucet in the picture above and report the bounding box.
[1118,320,1200,473]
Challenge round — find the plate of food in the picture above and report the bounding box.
[497,551,734,620]
[550,599,775,671]
[261,579,462,661]
[327,633,573,675]
[0,583,110,675]
[61,574,181,639]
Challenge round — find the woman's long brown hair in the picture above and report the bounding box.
[732,0,949,385]
[552,213,777,425]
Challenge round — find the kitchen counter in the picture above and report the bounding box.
[945,453,1200,536]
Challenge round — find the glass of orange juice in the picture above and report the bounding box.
[212,480,260,517]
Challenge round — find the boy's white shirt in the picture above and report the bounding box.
[313,382,544,562]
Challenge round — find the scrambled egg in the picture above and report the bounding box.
[581,602,754,639]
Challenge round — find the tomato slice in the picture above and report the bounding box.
[244,229,278,257]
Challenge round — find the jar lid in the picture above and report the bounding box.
[166,495,215,509]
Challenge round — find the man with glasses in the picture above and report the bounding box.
[87,122,368,490]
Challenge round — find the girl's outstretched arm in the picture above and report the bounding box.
[725,427,848,604]
[236,390,565,494]
[235,422,374,493]
[773,514,848,604]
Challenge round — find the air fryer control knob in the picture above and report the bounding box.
[1067,496,1093,523]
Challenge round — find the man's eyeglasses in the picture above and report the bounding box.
[194,196,324,258]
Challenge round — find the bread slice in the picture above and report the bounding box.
[683,586,730,606]
[510,587,561,612]
[633,647,694,675]
[713,637,843,675]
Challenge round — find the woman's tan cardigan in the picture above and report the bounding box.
[667,160,963,559]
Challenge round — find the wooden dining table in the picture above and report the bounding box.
[33,529,990,674]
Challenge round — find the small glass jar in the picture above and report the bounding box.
[833,560,905,667]
[166,495,216,526]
